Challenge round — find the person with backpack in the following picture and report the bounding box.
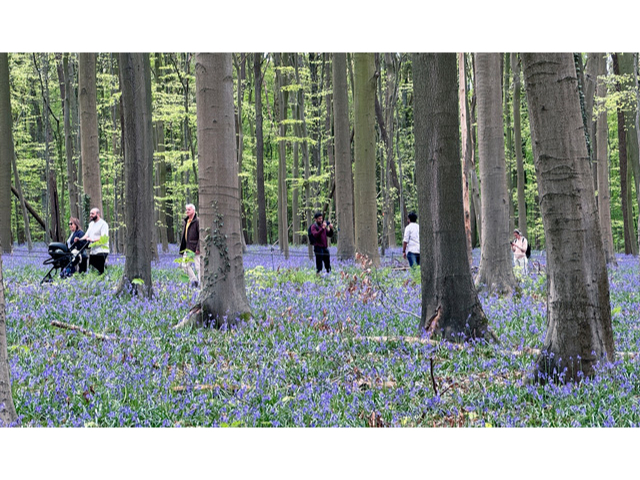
[309,212,334,274]
[511,229,529,274]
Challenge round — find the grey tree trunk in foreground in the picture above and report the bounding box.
[333,52,355,260]
[511,53,527,238]
[178,53,250,329]
[116,53,154,298]
[413,53,490,341]
[522,52,614,383]
[0,252,18,426]
[0,53,15,253]
[474,53,517,295]
[353,53,380,267]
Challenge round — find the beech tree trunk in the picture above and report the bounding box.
[353,53,380,267]
[275,53,289,258]
[333,53,356,260]
[474,53,516,295]
[58,54,80,220]
[78,53,103,215]
[511,53,527,238]
[584,53,599,194]
[521,52,614,383]
[12,152,32,250]
[594,53,617,265]
[413,53,489,340]
[116,53,154,298]
[0,253,18,426]
[458,52,473,265]
[634,53,640,252]
[0,53,15,253]
[154,53,169,253]
[253,53,268,244]
[615,53,639,255]
[179,52,250,329]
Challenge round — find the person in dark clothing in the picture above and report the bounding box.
[310,211,333,274]
[179,203,201,288]
[66,217,88,274]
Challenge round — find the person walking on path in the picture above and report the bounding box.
[76,208,109,274]
[310,212,334,274]
[402,211,420,267]
[179,203,201,288]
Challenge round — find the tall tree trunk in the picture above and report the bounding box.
[413,53,489,340]
[616,53,640,256]
[503,53,516,234]
[594,53,617,265]
[254,53,268,244]
[584,53,599,195]
[115,53,154,298]
[233,54,249,249]
[275,53,289,258]
[353,53,380,267]
[0,253,17,425]
[179,52,250,329]
[511,53,528,239]
[58,54,80,220]
[153,54,169,253]
[458,52,473,265]
[521,52,614,383]
[611,53,637,255]
[333,53,356,260]
[634,53,640,252]
[78,53,103,215]
[474,53,516,295]
[463,54,482,247]
[0,53,15,253]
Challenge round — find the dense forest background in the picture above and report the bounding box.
[2,52,639,256]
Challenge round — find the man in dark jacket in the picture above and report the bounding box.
[179,203,201,287]
[310,211,333,274]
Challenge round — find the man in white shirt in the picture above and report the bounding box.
[75,207,109,274]
[511,229,528,274]
[402,212,420,267]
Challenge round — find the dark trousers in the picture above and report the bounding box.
[89,253,108,274]
[407,251,420,267]
[77,255,88,273]
[314,247,331,273]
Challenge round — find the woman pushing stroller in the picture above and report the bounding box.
[65,217,88,275]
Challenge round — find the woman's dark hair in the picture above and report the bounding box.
[408,212,418,223]
[69,217,82,231]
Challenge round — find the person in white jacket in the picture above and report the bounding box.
[76,207,109,274]
[402,212,420,267]
[511,229,528,273]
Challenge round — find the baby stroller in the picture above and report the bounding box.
[41,241,89,284]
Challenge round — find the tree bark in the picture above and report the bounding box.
[634,53,640,252]
[154,53,169,253]
[584,53,599,194]
[521,52,615,383]
[115,53,154,298]
[0,253,18,425]
[58,54,80,220]
[413,53,490,341]
[594,53,617,265]
[458,52,473,265]
[614,53,639,255]
[511,53,527,238]
[180,52,250,329]
[0,53,15,253]
[333,53,356,260]
[275,53,289,259]
[474,53,516,295]
[353,53,380,266]
[12,152,32,250]
[78,53,103,215]
[254,53,268,244]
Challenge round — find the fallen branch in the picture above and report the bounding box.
[50,320,116,341]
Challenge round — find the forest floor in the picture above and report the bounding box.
[2,244,640,427]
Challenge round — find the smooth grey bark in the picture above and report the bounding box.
[154,53,169,253]
[474,53,517,295]
[616,53,639,255]
[584,53,599,194]
[78,53,103,215]
[254,53,268,244]
[179,52,250,329]
[333,53,356,260]
[58,54,80,220]
[511,53,527,238]
[353,53,380,267]
[634,53,640,252]
[115,53,154,298]
[458,52,473,265]
[413,53,489,341]
[275,53,289,259]
[0,252,18,426]
[0,53,15,253]
[522,52,615,383]
[594,53,617,265]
